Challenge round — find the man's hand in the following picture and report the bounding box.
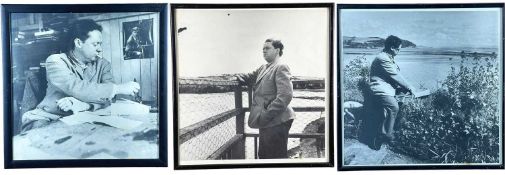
[116,81,140,96]
[57,97,91,113]
[235,74,246,84]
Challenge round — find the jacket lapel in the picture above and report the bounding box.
[255,61,278,85]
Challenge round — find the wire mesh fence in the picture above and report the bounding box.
[179,117,236,160]
[178,78,326,160]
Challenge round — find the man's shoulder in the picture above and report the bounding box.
[373,52,392,63]
[274,63,290,71]
[376,52,389,59]
[96,58,112,67]
[45,53,67,63]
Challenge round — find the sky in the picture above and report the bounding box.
[340,8,502,48]
[175,8,329,77]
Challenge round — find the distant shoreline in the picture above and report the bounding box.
[343,47,498,57]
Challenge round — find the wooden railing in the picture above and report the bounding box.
[178,79,325,159]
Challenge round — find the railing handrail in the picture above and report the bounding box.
[179,78,239,86]
[179,79,325,86]
[178,78,326,159]
[179,108,245,144]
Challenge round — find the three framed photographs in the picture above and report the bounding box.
[2,2,505,171]
[2,4,168,168]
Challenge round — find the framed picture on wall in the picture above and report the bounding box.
[171,3,334,169]
[2,4,167,168]
[123,18,155,60]
[337,3,504,170]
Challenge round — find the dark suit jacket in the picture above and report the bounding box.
[241,60,295,128]
[369,52,413,96]
[36,53,115,116]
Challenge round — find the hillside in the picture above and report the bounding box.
[343,36,417,49]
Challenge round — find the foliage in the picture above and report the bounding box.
[343,54,500,163]
[394,57,500,163]
[343,55,369,102]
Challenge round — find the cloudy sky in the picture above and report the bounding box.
[175,8,329,77]
[340,8,502,48]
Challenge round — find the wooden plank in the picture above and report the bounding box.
[150,13,159,103]
[140,58,152,101]
[139,13,158,102]
[109,20,122,83]
[234,87,244,134]
[244,133,325,139]
[150,55,159,104]
[179,108,244,144]
[242,107,325,112]
[207,134,244,160]
[77,12,157,23]
[98,20,113,64]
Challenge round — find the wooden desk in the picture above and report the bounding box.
[13,112,159,160]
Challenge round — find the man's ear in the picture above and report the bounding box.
[74,38,83,48]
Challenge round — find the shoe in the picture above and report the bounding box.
[369,137,382,151]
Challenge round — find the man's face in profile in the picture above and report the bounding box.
[80,30,103,62]
[132,28,139,37]
[263,42,278,63]
[391,44,402,57]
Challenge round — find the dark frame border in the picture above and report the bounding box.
[2,4,168,168]
[337,3,505,171]
[171,3,334,170]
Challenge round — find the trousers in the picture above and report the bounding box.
[361,94,399,150]
[374,95,399,140]
[258,119,294,159]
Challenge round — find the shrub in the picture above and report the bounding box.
[394,57,500,163]
[343,54,369,102]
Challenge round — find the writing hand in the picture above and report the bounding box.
[116,81,140,96]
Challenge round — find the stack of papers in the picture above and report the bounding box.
[60,113,143,130]
[111,100,150,116]
[59,100,149,130]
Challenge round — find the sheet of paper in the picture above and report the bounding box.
[60,112,143,130]
[110,100,150,116]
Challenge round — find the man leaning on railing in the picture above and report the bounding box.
[236,38,295,159]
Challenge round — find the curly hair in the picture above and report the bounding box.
[265,38,284,56]
[383,35,402,51]
[64,19,103,52]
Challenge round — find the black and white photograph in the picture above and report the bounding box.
[172,3,334,168]
[2,4,167,168]
[123,19,155,60]
[338,4,504,170]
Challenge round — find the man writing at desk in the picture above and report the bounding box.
[21,19,140,132]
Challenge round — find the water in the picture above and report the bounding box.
[342,47,500,90]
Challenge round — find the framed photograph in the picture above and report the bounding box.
[337,3,504,170]
[2,4,168,168]
[171,3,334,169]
[123,19,155,60]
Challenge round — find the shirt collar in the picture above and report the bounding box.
[67,51,88,69]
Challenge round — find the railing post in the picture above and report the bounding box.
[247,86,253,109]
[231,84,245,159]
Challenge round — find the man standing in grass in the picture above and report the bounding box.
[365,35,415,150]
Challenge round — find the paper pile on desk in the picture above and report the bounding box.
[60,112,143,130]
[111,99,150,116]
